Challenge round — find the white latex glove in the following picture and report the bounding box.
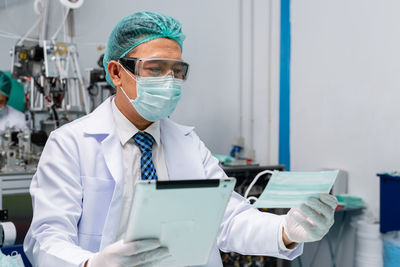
[87,239,170,267]
[283,193,338,243]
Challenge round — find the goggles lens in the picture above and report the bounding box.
[119,57,189,80]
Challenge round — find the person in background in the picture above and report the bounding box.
[24,11,337,267]
[0,71,26,132]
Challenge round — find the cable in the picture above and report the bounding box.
[17,18,41,46]
[298,256,303,267]
[309,239,323,267]
[33,0,44,15]
[34,78,45,94]
[51,7,70,41]
[51,105,60,127]
[0,33,40,43]
[73,41,106,46]
[59,0,84,9]
[247,196,258,204]
[0,30,19,37]
[330,212,348,267]
[39,0,49,41]
[244,170,274,200]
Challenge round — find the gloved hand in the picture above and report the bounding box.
[87,239,170,267]
[283,193,338,243]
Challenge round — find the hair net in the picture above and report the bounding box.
[0,71,11,98]
[103,11,186,87]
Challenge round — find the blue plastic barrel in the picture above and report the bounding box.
[377,173,400,233]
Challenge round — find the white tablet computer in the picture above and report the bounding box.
[124,178,236,267]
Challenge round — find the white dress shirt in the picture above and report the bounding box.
[111,98,170,241]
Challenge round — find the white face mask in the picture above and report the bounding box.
[119,64,182,122]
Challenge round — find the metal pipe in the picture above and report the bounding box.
[39,0,49,42]
[266,0,273,164]
[249,0,255,151]
[238,0,243,138]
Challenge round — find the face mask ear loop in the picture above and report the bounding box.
[118,62,138,101]
[119,62,137,81]
[244,170,276,203]
[119,86,131,101]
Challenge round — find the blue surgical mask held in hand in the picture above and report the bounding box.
[119,64,182,122]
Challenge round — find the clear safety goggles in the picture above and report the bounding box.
[118,57,190,81]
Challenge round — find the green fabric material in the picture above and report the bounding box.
[213,154,234,164]
[0,71,11,98]
[335,194,364,209]
[103,11,186,87]
[3,71,26,112]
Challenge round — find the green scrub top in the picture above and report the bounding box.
[3,71,26,112]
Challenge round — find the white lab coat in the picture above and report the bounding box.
[24,97,302,267]
[0,105,26,131]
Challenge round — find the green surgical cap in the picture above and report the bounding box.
[103,11,186,87]
[0,71,11,98]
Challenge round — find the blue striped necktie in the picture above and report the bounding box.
[133,132,158,180]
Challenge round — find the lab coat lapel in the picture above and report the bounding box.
[101,133,123,185]
[99,132,124,249]
[83,97,124,249]
[161,118,206,180]
[83,97,124,185]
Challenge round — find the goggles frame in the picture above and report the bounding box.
[118,57,189,81]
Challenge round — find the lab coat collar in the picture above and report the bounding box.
[81,96,196,184]
[160,117,195,136]
[83,96,115,137]
[82,96,195,138]
[111,98,161,146]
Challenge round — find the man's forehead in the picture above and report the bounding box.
[128,38,181,57]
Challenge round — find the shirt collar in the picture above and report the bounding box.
[111,98,160,146]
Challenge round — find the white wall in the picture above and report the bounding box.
[0,0,282,165]
[291,0,400,217]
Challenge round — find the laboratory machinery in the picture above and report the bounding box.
[0,0,90,251]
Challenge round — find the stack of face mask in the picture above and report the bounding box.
[253,170,339,208]
[0,250,24,267]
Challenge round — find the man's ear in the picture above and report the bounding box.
[108,60,123,87]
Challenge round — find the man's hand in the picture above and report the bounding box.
[86,239,170,267]
[283,193,338,243]
[282,227,298,249]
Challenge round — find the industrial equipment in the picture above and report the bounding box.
[86,54,115,110]
[0,1,89,258]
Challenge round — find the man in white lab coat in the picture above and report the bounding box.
[24,11,337,267]
[0,71,26,132]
